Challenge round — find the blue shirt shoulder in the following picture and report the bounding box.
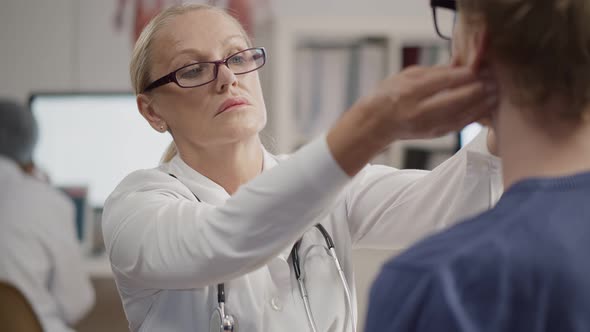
[366,171,590,332]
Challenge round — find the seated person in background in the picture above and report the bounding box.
[0,99,95,331]
[365,0,590,331]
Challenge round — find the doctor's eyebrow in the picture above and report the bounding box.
[222,35,248,46]
[170,35,249,66]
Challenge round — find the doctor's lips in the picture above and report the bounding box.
[216,97,251,115]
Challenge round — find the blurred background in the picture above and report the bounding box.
[0,0,480,330]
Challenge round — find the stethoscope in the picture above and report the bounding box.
[168,174,356,332]
[210,224,355,332]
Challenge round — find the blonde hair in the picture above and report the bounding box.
[130,3,252,163]
[458,0,590,121]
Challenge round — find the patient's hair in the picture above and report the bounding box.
[459,0,590,120]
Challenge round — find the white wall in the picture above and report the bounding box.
[275,0,430,17]
[77,0,133,91]
[0,0,76,102]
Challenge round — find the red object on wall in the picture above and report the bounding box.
[227,0,253,36]
[134,0,163,41]
[114,0,181,43]
[115,0,264,44]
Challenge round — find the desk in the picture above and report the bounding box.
[76,254,127,332]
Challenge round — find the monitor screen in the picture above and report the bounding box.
[459,123,483,149]
[30,93,172,207]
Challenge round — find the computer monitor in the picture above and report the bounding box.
[458,123,483,150]
[30,93,172,208]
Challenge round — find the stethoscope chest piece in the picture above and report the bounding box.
[210,306,238,332]
[222,314,237,332]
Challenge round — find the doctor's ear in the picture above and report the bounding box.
[137,94,167,133]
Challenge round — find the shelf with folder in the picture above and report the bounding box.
[256,16,457,168]
[291,37,389,152]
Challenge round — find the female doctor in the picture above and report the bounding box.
[102,4,502,332]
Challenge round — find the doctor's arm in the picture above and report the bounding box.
[103,66,494,290]
[103,139,350,290]
[346,128,503,250]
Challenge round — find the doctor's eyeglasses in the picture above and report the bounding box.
[431,0,457,41]
[142,47,266,93]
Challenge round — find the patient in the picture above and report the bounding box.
[365,0,590,330]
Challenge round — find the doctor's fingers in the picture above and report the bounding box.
[419,75,495,115]
[429,96,496,138]
[406,81,497,138]
[401,65,481,100]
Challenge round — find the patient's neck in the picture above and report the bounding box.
[496,98,590,189]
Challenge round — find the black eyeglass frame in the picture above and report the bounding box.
[142,47,267,93]
[430,0,457,41]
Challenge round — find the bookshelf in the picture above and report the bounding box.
[256,16,457,169]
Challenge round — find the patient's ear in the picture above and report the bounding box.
[469,25,489,72]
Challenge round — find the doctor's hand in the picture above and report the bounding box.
[328,65,498,176]
[362,65,497,141]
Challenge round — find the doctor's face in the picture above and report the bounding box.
[143,10,267,149]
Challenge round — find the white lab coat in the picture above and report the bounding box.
[102,130,502,332]
[0,156,95,332]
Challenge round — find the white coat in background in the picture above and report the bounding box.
[0,156,95,332]
[103,130,502,332]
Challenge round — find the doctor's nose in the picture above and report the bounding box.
[215,64,239,92]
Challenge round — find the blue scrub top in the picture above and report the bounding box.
[366,171,590,332]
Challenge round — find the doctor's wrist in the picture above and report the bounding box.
[327,100,395,176]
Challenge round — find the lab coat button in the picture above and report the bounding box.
[270,297,283,311]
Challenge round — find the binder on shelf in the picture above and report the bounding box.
[356,38,388,100]
[294,44,352,144]
[293,37,388,150]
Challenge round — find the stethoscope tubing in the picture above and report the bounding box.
[291,224,357,332]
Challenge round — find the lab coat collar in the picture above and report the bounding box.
[163,147,293,261]
[162,145,280,203]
